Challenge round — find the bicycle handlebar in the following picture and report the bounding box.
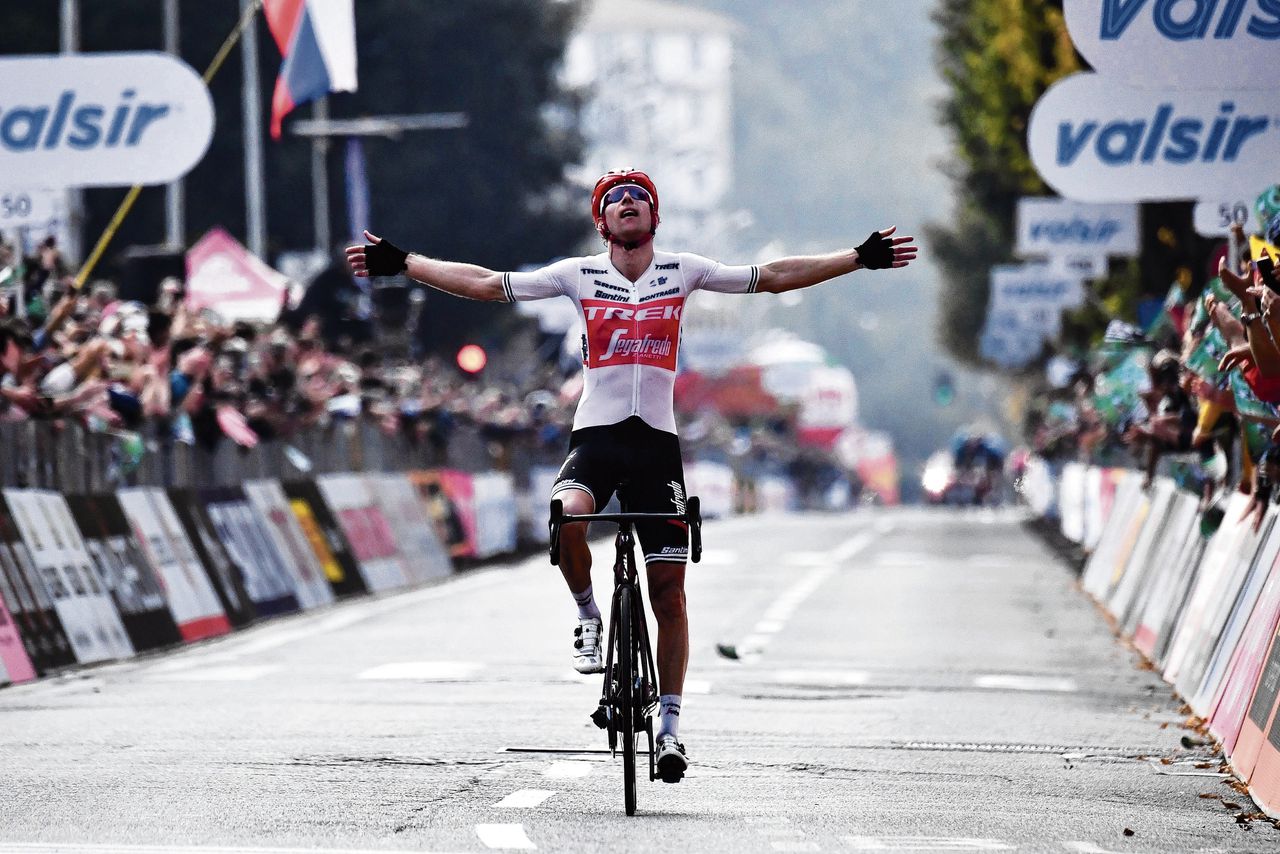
[548,497,702,566]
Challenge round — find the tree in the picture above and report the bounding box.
[929,0,1080,365]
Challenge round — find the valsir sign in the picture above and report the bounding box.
[1016,197,1140,257]
[1027,73,1280,201]
[0,52,214,188]
[1064,0,1280,87]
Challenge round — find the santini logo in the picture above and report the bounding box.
[1056,101,1272,166]
[1098,0,1280,41]
[0,89,171,152]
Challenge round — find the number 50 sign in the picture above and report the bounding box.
[0,188,65,230]
[1194,200,1260,238]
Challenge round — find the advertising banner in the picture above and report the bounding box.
[1029,73,1280,201]
[990,264,1086,314]
[686,461,735,520]
[317,473,407,591]
[1230,618,1280,781]
[117,487,230,641]
[1081,471,1144,597]
[1123,489,1199,636]
[2,490,133,664]
[1164,492,1257,687]
[1212,523,1280,754]
[408,471,474,559]
[281,480,366,597]
[0,52,215,188]
[1196,514,1280,718]
[1059,463,1088,543]
[0,577,35,685]
[1016,197,1140,258]
[201,486,301,618]
[472,472,518,559]
[0,187,71,254]
[757,476,796,513]
[1184,510,1275,706]
[64,494,181,652]
[522,465,561,545]
[1064,0,1280,88]
[1108,478,1176,622]
[244,479,336,609]
[0,497,75,673]
[1195,198,1262,237]
[364,474,452,585]
[166,489,256,627]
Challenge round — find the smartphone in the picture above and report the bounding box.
[1259,256,1280,293]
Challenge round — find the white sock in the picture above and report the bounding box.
[658,694,682,739]
[573,585,600,621]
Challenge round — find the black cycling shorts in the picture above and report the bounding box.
[552,415,689,565]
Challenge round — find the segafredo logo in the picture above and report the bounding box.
[1016,198,1139,257]
[0,52,214,188]
[1028,73,1280,201]
[1065,0,1280,86]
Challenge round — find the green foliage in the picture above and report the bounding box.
[930,0,1080,366]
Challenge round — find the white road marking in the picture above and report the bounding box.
[683,678,713,694]
[772,843,821,852]
[0,846,460,854]
[149,569,515,671]
[697,549,738,566]
[843,838,1013,851]
[1061,844,1123,854]
[869,551,930,566]
[357,661,484,680]
[784,552,830,566]
[494,789,556,809]
[475,823,537,850]
[544,760,594,778]
[774,669,870,687]
[973,674,1078,693]
[965,554,1024,565]
[729,530,880,659]
[147,664,281,682]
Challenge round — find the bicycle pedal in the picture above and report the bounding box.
[590,705,610,729]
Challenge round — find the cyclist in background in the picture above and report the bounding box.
[347,169,917,781]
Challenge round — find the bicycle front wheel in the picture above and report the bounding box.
[618,584,637,816]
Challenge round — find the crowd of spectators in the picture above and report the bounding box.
[1029,211,1280,531]
[0,232,578,468]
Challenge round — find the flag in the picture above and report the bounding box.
[345,137,369,241]
[216,405,261,448]
[263,0,358,139]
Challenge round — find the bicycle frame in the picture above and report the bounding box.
[596,520,659,769]
[548,496,701,814]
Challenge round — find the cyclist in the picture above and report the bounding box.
[346,169,917,781]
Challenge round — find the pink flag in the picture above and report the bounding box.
[216,406,260,449]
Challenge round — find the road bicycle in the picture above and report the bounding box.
[548,495,702,816]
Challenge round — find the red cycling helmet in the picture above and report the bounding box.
[591,169,660,246]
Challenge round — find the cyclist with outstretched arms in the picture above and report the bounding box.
[346,169,917,781]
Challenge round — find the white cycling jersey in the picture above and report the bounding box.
[503,250,760,434]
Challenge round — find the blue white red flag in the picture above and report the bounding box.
[263,0,358,139]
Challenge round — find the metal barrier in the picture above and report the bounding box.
[0,418,561,495]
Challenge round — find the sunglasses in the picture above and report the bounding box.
[600,184,652,212]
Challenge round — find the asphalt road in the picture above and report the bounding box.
[1,507,1277,853]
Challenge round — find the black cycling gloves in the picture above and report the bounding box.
[365,236,409,276]
[855,230,894,270]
